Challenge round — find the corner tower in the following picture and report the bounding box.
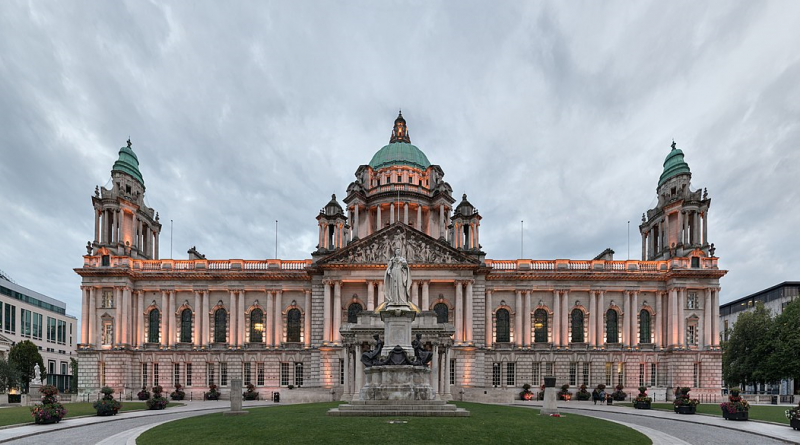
[640,141,712,261]
[90,139,161,259]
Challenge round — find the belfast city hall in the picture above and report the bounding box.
[76,113,725,402]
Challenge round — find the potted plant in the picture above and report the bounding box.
[720,389,749,420]
[633,386,652,409]
[558,384,572,401]
[243,383,259,401]
[785,400,800,430]
[673,387,699,414]
[205,384,220,400]
[137,386,150,401]
[170,383,186,401]
[611,384,627,401]
[146,385,168,410]
[518,383,533,401]
[30,385,67,424]
[537,384,546,401]
[93,386,122,416]
[575,384,591,401]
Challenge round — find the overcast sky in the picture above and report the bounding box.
[1,1,798,319]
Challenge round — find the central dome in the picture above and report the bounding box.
[658,141,691,187]
[368,112,431,170]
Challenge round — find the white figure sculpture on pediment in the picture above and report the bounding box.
[385,248,411,305]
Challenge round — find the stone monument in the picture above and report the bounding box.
[223,378,248,416]
[540,376,559,416]
[328,249,468,417]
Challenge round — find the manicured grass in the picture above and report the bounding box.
[137,402,651,445]
[628,403,791,424]
[0,401,183,427]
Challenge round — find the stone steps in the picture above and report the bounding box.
[328,401,470,417]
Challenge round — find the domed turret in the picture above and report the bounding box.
[658,141,691,187]
[112,139,145,187]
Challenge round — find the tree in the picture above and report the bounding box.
[722,302,773,388]
[0,358,20,392]
[766,298,800,385]
[70,358,78,393]
[8,340,45,393]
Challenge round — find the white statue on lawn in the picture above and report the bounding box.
[384,248,411,306]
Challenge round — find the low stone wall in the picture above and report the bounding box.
[459,387,513,404]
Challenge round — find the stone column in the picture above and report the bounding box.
[465,281,473,343]
[702,211,708,245]
[622,291,630,348]
[439,204,445,238]
[632,291,639,346]
[265,291,274,346]
[485,290,493,348]
[123,287,131,345]
[229,291,237,346]
[655,291,663,348]
[641,231,647,261]
[201,290,209,346]
[112,210,118,244]
[333,282,342,344]
[366,281,374,311]
[377,281,384,307]
[154,231,159,259]
[343,345,351,396]
[354,344,363,398]
[523,291,531,347]
[323,281,331,343]
[274,290,283,346]
[454,282,463,344]
[421,281,430,311]
[552,290,560,347]
[89,287,98,347]
[712,288,720,346]
[160,290,168,346]
[514,290,523,346]
[113,287,122,347]
[431,344,440,397]
[134,291,142,347]
[390,203,394,224]
[94,210,100,244]
[561,291,569,346]
[588,291,596,347]
[168,290,176,347]
[669,288,678,347]
[443,347,451,396]
[416,205,422,230]
[353,205,360,240]
[194,291,201,347]
[597,291,605,344]
[376,205,382,231]
[239,291,246,346]
[411,281,419,308]
[304,290,311,348]
[704,288,712,349]
[678,288,685,348]
[81,287,89,345]
[404,202,409,225]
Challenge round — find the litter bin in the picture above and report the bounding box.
[273,392,280,403]
[771,395,778,405]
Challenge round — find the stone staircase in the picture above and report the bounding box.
[327,399,470,417]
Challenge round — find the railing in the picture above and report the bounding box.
[88,258,310,271]
[486,259,673,272]
[568,261,590,270]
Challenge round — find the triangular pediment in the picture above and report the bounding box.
[317,223,479,266]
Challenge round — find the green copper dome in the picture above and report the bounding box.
[112,140,144,186]
[369,142,431,170]
[658,142,691,187]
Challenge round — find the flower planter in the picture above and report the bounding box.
[722,411,748,421]
[634,401,651,410]
[606,399,613,405]
[674,405,696,414]
[790,418,800,431]
[34,417,59,425]
[96,410,118,416]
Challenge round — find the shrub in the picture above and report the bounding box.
[720,388,749,413]
[557,384,572,401]
[673,387,699,407]
[243,383,259,401]
[575,384,591,401]
[205,384,220,400]
[170,383,186,401]
[785,400,800,421]
[137,386,151,401]
[611,384,627,401]
[520,383,533,401]
[634,386,651,403]
[94,386,122,416]
[30,385,67,424]
[146,385,168,410]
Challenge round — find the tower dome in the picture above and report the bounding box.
[368,112,431,170]
[112,139,145,186]
[658,141,691,187]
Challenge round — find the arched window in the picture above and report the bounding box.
[571,309,584,343]
[533,309,548,343]
[214,308,227,343]
[496,308,510,343]
[434,303,449,324]
[606,309,619,343]
[250,309,264,343]
[639,309,651,344]
[148,309,160,343]
[347,303,363,324]
[287,308,301,343]
[180,309,192,343]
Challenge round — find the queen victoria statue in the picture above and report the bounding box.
[384,248,411,306]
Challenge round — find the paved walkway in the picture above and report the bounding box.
[511,401,800,445]
[1,399,798,444]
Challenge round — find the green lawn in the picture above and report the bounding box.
[137,402,651,445]
[0,401,183,427]
[625,403,790,424]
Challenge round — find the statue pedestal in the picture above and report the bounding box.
[379,304,416,357]
[360,365,434,401]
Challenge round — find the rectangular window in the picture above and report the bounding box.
[450,359,456,386]
[280,363,290,386]
[220,363,228,386]
[532,362,541,386]
[657,362,668,387]
[60,362,67,375]
[639,363,645,387]
[506,363,516,387]
[687,324,698,345]
[102,321,113,345]
[102,291,114,308]
[48,360,55,376]
[582,362,590,386]
[100,362,105,387]
[207,363,215,386]
[186,363,193,387]
[340,359,345,385]
[47,317,56,342]
[257,363,265,386]
[617,363,624,387]
[687,292,698,309]
[33,313,42,340]
[57,320,66,344]
[174,363,180,387]
[693,363,700,388]
[4,304,15,333]
[142,363,148,388]
[545,362,553,377]
[492,363,501,387]
[605,362,613,386]
[569,362,577,386]
[21,309,31,337]
[650,363,657,387]
[295,363,304,387]
[244,363,251,386]
[153,363,159,387]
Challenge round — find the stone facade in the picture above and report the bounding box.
[76,115,725,402]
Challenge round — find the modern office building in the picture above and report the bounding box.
[76,114,726,402]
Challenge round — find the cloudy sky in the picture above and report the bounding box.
[1,1,798,319]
